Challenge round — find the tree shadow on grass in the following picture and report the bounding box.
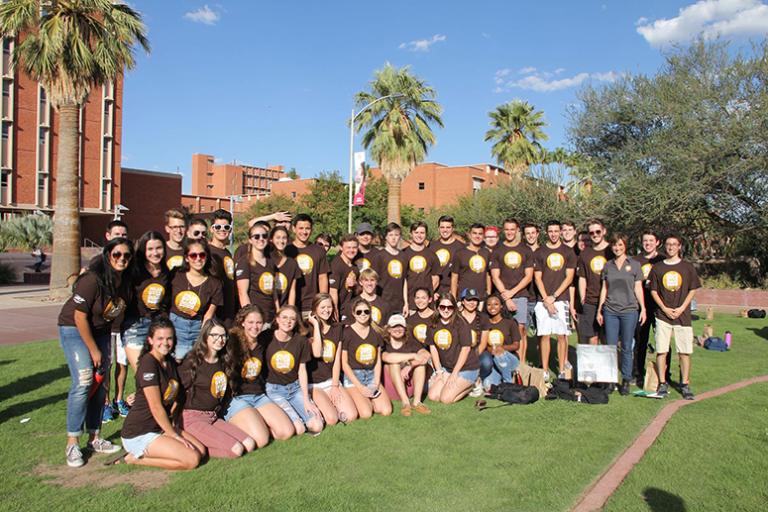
[0,359,17,367]
[0,392,68,425]
[0,365,69,402]
[748,327,768,341]
[642,487,687,512]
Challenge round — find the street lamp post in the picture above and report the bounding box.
[347,93,404,233]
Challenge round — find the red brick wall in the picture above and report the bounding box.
[121,168,182,237]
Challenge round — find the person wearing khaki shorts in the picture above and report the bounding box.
[649,234,701,400]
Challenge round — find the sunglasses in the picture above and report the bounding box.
[187,252,207,260]
[354,309,371,316]
[589,230,603,236]
[438,304,455,311]
[212,224,232,232]
[110,251,132,260]
[250,233,268,240]
[190,231,206,237]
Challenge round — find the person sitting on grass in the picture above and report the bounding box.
[342,297,393,419]
[224,304,295,444]
[179,319,256,458]
[478,294,521,391]
[381,314,431,417]
[427,293,480,404]
[119,318,205,469]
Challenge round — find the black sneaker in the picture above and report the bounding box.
[655,382,669,398]
[680,384,695,400]
[619,380,630,396]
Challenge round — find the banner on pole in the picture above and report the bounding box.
[353,151,366,206]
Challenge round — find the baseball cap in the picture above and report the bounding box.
[387,314,407,328]
[356,222,374,235]
[460,288,480,301]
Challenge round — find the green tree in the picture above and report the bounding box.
[300,171,348,241]
[355,63,443,225]
[0,0,150,298]
[0,214,52,251]
[233,194,298,246]
[485,100,548,178]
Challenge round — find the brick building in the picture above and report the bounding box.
[190,153,285,197]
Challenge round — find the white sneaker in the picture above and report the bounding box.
[66,444,84,468]
[88,438,121,454]
[469,383,484,397]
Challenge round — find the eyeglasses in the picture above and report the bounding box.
[187,252,207,260]
[110,251,132,260]
[589,230,602,236]
[210,333,228,341]
[354,309,371,316]
[190,230,205,237]
[438,304,455,311]
[212,224,232,232]
[168,225,186,231]
[250,233,268,240]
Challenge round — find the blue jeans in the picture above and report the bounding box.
[122,316,152,349]
[265,381,316,426]
[60,326,110,437]
[603,310,638,381]
[170,313,202,360]
[479,350,520,388]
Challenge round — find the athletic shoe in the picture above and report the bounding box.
[564,361,573,371]
[542,370,552,383]
[412,403,431,415]
[655,382,669,398]
[557,371,568,380]
[680,384,695,400]
[469,382,484,398]
[114,400,130,417]
[400,405,412,417]
[88,438,121,454]
[102,403,114,424]
[619,380,630,396]
[65,444,84,468]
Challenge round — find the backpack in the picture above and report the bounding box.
[487,383,539,404]
[703,337,728,352]
[545,379,610,404]
[747,309,766,319]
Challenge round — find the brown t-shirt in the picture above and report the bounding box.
[406,311,432,346]
[384,336,423,355]
[329,255,359,321]
[431,239,465,294]
[121,353,181,438]
[534,244,577,301]
[452,247,492,300]
[58,272,127,336]
[342,326,384,370]
[264,331,312,385]
[633,253,664,311]
[209,245,237,323]
[235,253,277,323]
[403,246,438,303]
[481,316,521,351]
[649,260,701,326]
[354,248,378,272]
[307,323,343,384]
[180,358,229,412]
[489,243,534,299]
[577,246,613,305]
[169,272,223,321]
[165,246,184,272]
[367,296,392,327]
[426,318,479,371]
[460,311,486,348]
[130,268,170,319]
[372,249,406,314]
[286,242,330,312]
[236,341,267,396]
[274,256,301,307]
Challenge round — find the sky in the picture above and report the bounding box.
[121,0,768,192]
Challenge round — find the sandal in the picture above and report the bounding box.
[103,451,127,466]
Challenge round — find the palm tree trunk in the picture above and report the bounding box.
[387,176,402,225]
[49,104,82,299]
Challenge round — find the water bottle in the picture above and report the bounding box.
[88,367,105,398]
[724,331,732,348]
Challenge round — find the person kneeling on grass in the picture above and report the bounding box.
[381,314,431,416]
[119,318,205,469]
[342,298,393,418]
[478,295,521,391]
[427,293,480,404]
[179,319,256,458]
[264,306,325,435]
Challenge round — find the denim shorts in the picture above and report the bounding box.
[122,431,162,458]
[343,368,375,388]
[444,367,479,383]
[510,297,528,325]
[223,393,274,421]
[309,378,333,391]
[265,381,316,425]
[170,313,202,360]
[122,316,152,349]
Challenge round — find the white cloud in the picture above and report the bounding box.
[184,5,220,25]
[494,67,621,93]
[399,34,447,52]
[637,0,768,47]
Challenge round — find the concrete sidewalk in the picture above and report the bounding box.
[0,284,64,345]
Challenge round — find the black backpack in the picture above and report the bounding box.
[545,380,610,404]
[748,309,766,319]
[487,383,540,404]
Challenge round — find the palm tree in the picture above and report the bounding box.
[0,0,149,298]
[355,63,443,225]
[484,100,548,178]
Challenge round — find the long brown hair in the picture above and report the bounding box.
[432,293,459,328]
[183,318,237,401]
[229,304,265,364]
[274,304,308,337]
[311,293,333,329]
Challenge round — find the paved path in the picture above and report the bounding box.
[0,284,64,345]
[571,375,768,512]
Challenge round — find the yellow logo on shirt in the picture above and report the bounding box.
[435,248,450,267]
[470,329,478,347]
[355,343,377,366]
[371,305,382,324]
[662,271,683,292]
[141,283,165,310]
[641,263,652,280]
[175,291,201,316]
[163,379,179,405]
[241,357,262,381]
[469,254,486,273]
[504,251,522,269]
[590,256,607,274]
[409,255,427,273]
[223,256,235,280]
[102,297,126,322]
[296,254,313,275]
[488,329,504,347]
[166,255,183,271]
[413,323,427,343]
[387,259,403,278]
[434,329,453,349]
[270,350,296,374]
[546,253,564,271]
[276,272,288,295]
[358,257,372,271]
[322,340,336,363]
[210,371,227,398]
[258,272,274,294]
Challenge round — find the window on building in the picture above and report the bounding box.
[37,174,47,206]
[101,142,111,177]
[101,180,110,210]
[418,182,425,190]
[2,39,11,74]
[1,122,9,168]
[38,127,48,171]
[38,87,48,125]
[291,191,296,199]
[0,170,8,204]
[472,177,483,196]
[2,81,10,117]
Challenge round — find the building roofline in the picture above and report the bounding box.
[122,167,182,179]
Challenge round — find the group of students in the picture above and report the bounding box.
[58,208,700,469]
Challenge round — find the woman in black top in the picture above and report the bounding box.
[58,238,132,467]
[236,221,279,323]
[120,318,204,469]
[269,225,300,307]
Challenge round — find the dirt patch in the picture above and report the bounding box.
[34,457,170,492]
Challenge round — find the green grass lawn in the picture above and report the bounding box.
[0,314,765,512]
